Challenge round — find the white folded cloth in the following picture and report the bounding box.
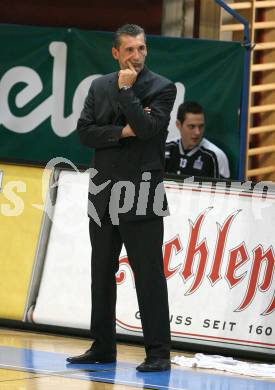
[171,353,275,379]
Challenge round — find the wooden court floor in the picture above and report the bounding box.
[0,328,181,390]
[0,328,274,390]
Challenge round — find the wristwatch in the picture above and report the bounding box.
[120,85,131,91]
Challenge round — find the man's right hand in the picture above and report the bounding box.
[118,61,137,89]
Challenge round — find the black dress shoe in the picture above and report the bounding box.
[136,357,171,372]
[66,349,116,364]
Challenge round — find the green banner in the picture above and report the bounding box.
[0,24,244,178]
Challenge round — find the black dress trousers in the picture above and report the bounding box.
[89,214,171,359]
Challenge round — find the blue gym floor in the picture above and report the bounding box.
[0,345,274,389]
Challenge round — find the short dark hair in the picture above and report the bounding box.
[177,101,204,124]
[113,24,146,49]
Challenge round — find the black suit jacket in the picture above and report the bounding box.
[77,66,176,222]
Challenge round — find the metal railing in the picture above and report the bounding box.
[214,0,252,180]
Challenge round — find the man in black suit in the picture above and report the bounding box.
[67,24,176,372]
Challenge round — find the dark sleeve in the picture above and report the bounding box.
[211,154,220,179]
[77,83,123,149]
[117,82,177,141]
[165,144,173,173]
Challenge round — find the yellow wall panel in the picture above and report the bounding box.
[0,164,51,320]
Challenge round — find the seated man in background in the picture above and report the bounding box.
[165,101,230,179]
